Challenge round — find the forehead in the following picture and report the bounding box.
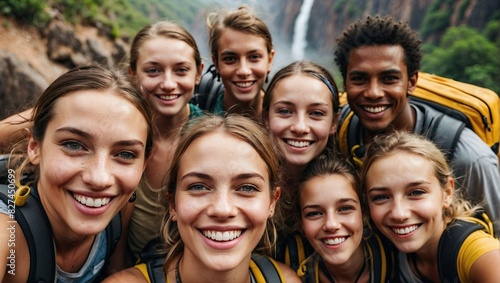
[179,131,269,174]
[138,37,195,62]
[218,28,268,54]
[301,174,358,202]
[347,45,407,73]
[271,74,333,105]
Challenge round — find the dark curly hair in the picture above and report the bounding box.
[334,15,422,81]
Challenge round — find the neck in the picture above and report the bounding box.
[223,90,263,118]
[174,252,251,283]
[154,104,190,137]
[323,244,367,283]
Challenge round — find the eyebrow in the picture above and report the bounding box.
[367,180,431,193]
[180,172,265,182]
[56,127,145,147]
[348,69,403,76]
[302,197,358,211]
[273,101,330,107]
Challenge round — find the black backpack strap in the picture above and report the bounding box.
[146,255,166,283]
[437,217,485,281]
[191,64,224,111]
[366,231,398,282]
[250,253,284,283]
[0,184,56,283]
[414,101,466,161]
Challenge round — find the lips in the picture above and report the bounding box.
[157,94,180,101]
[73,193,111,208]
[323,236,347,246]
[285,139,312,148]
[392,224,420,235]
[363,105,389,113]
[202,230,243,241]
[234,81,254,88]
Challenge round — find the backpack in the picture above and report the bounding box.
[137,251,286,283]
[0,182,121,282]
[437,210,498,281]
[338,72,500,166]
[413,72,499,157]
[190,64,224,111]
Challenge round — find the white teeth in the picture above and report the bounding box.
[73,193,111,208]
[392,225,419,235]
[323,237,347,245]
[235,82,253,88]
[203,230,242,242]
[158,95,179,100]
[364,106,388,113]
[286,140,311,148]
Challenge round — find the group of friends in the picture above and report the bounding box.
[0,5,499,283]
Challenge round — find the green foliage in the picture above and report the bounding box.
[0,0,49,26]
[422,25,499,93]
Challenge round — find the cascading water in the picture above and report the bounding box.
[291,0,315,60]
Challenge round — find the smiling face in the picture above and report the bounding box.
[300,174,364,267]
[171,131,278,271]
[345,45,417,134]
[215,28,274,106]
[28,90,148,238]
[132,36,202,118]
[365,151,452,256]
[267,74,336,169]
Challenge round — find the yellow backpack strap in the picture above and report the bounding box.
[338,109,354,156]
[250,254,285,282]
[134,263,152,283]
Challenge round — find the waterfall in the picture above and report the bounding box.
[291,0,315,60]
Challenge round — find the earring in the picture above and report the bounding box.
[265,75,269,84]
[216,73,221,82]
[128,191,136,203]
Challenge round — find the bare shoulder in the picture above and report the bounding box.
[102,267,148,283]
[275,261,301,283]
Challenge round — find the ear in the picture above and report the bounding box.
[267,49,275,70]
[212,55,219,72]
[167,193,177,221]
[128,66,136,78]
[329,112,340,135]
[195,62,205,85]
[27,132,40,166]
[269,186,281,217]
[442,177,454,208]
[407,72,418,95]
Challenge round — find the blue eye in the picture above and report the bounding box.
[188,184,207,191]
[62,141,83,151]
[238,184,258,193]
[117,151,137,160]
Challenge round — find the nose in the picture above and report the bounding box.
[364,79,384,99]
[291,114,310,135]
[236,60,251,77]
[82,153,114,190]
[390,199,411,222]
[207,190,237,219]
[323,212,341,231]
[160,72,177,90]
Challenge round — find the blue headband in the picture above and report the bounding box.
[310,73,339,112]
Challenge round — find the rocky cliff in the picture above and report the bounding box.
[270,0,499,53]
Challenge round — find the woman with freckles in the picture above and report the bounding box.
[361,131,500,283]
[0,65,153,283]
[204,5,275,118]
[262,60,340,233]
[295,154,395,283]
[104,115,301,283]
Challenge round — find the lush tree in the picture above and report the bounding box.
[422,25,499,93]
